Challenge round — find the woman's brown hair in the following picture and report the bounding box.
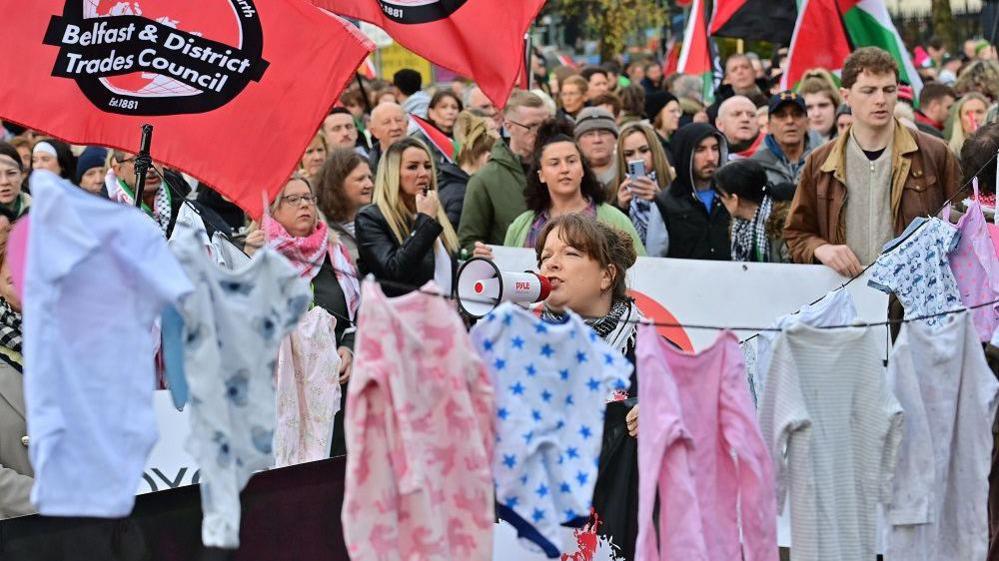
[315,148,368,223]
[534,214,637,301]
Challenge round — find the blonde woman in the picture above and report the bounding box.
[299,131,328,185]
[439,111,496,229]
[356,137,460,296]
[945,92,989,154]
[612,122,675,256]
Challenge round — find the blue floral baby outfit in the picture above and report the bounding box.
[171,224,310,548]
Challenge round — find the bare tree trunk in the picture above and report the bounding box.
[931,0,957,53]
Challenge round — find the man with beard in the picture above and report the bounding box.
[716,96,763,160]
[751,91,821,200]
[654,123,731,260]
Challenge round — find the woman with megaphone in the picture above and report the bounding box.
[534,213,644,561]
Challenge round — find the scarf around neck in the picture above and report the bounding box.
[542,297,640,356]
[262,213,361,320]
[106,169,172,235]
[731,195,775,262]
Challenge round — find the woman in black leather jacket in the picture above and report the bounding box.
[356,137,460,296]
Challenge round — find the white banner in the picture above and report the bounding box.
[145,251,891,557]
[489,248,890,556]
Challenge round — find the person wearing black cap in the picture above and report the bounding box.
[750,91,821,201]
[0,142,27,219]
[392,68,430,119]
[75,146,108,195]
[30,138,75,182]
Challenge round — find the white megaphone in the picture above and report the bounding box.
[456,257,552,318]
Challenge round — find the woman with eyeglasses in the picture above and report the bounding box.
[356,137,460,297]
[246,174,360,385]
[245,173,361,456]
[612,122,675,256]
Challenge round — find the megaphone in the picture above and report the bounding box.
[456,257,552,318]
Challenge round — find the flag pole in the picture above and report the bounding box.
[525,32,533,91]
[132,124,154,208]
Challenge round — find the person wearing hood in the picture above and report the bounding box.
[751,91,822,201]
[438,112,495,230]
[654,123,732,260]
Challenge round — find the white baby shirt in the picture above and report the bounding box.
[23,170,193,517]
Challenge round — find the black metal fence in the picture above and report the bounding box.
[892,8,991,49]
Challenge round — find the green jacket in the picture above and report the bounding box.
[457,140,528,253]
[504,203,648,256]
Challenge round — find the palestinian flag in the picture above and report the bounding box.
[784,0,922,94]
[710,0,798,45]
[410,114,456,164]
[677,0,716,103]
[842,0,922,92]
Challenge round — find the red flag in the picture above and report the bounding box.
[0,0,373,219]
[410,114,455,163]
[782,0,852,88]
[313,0,545,108]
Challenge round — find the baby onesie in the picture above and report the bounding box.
[869,217,962,329]
[23,171,193,517]
[471,303,632,558]
[343,280,495,561]
[637,326,777,561]
[171,223,310,548]
[274,307,341,467]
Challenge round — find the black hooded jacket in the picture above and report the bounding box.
[654,123,732,261]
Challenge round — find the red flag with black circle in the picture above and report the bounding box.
[314,0,545,108]
[0,0,373,219]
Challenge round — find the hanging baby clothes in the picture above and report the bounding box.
[869,217,962,329]
[470,303,632,558]
[947,187,999,341]
[743,289,858,406]
[884,311,999,561]
[171,223,310,548]
[759,323,903,561]
[22,170,193,517]
[273,307,341,467]
[636,326,777,561]
[343,280,494,561]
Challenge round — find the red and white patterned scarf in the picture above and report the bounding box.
[262,213,360,321]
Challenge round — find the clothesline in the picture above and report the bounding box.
[155,152,999,337]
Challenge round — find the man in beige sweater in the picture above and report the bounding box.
[784,47,961,276]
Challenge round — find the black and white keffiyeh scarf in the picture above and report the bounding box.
[731,195,774,262]
[0,298,22,355]
[542,297,641,356]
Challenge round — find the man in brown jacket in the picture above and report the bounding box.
[784,47,961,276]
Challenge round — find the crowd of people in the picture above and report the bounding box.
[4,25,999,560]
